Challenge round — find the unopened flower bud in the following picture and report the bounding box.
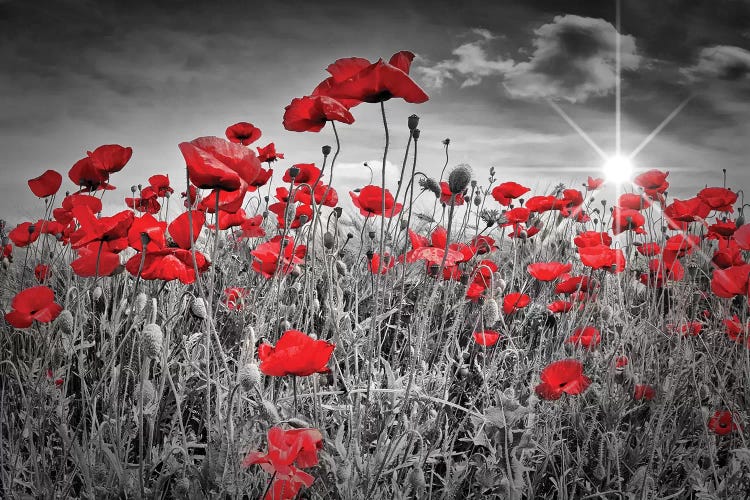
[322,145,332,156]
[238,362,261,391]
[408,114,420,130]
[400,219,408,230]
[334,206,343,217]
[368,230,376,240]
[323,232,335,249]
[141,323,164,359]
[191,297,208,319]
[335,260,348,275]
[56,309,74,335]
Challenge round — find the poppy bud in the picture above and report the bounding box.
[409,465,427,490]
[322,145,332,156]
[238,362,261,391]
[407,114,420,130]
[141,323,163,359]
[131,185,137,193]
[412,128,420,139]
[335,260,348,275]
[442,138,450,146]
[323,232,335,249]
[473,195,481,206]
[334,207,343,217]
[134,292,148,315]
[737,211,745,227]
[191,297,208,319]
[92,285,103,302]
[290,265,301,277]
[482,298,500,325]
[448,164,472,194]
[262,210,268,218]
[288,166,300,179]
[368,230,376,240]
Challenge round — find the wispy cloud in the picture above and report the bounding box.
[682,45,750,81]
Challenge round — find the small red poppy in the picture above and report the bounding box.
[708,410,741,435]
[257,143,284,163]
[28,169,63,198]
[473,330,501,346]
[258,330,335,377]
[527,261,572,281]
[491,182,530,206]
[586,176,604,190]
[225,122,262,146]
[633,384,655,401]
[350,185,402,218]
[534,359,591,400]
[4,286,63,329]
[503,292,530,315]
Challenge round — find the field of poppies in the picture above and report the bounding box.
[2,50,750,499]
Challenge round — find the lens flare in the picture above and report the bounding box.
[602,155,633,184]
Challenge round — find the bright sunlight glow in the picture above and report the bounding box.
[602,155,633,184]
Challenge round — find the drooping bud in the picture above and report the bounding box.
[448,164,472,194]
[191,297,208,319]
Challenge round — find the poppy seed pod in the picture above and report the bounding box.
[323,232,335,249]
[238,362,261,391]
[335,260,348,275]
[56,309,74,335]
[190,297,208,319]
[366,249,374,261]
[412,128,420,139]
[334,207,343,217]
[288,166,300,179]
[408,114,420,130]
[368,230,376,240]
[322,145,332,156]
[448,164,472,194]
[400,219,408,230]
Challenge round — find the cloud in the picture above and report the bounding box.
[503,15,641,102]
[683,45,750,81]
[414,30,515,89]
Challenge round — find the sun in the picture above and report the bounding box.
[602,155,633,184]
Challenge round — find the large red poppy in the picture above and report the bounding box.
[70,207,134,249]
[258,329,335,377]
[168,211,205,250]
[711,264,750,298]
[698,187,737,212]
[251,235,306,278]
[28,169,63,198]
[148,174,173,197]
[125,248,209,284]
[4,286,63,329]
[611,207,646,235]
[283,95,355,132]
[534,359,591,400]
[633,169,669,201]
[527,262,572,281]
[492,182,530,206]
[315,51,428,106]
[663,197,712,229]
[225,122,262,146]
[503,292,530,315]
[574,231,612,248]
[8,222,41,248]
[350,185,402,218]
[283,163,321,184]
[179,136,262,191]
[71,241,123,277]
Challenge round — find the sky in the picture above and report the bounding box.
[1,0,750,224]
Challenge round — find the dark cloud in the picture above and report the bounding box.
[503,15,640,102]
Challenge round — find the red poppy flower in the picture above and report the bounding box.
[507,223,540,239]
[525,195,557,213]
[666,321,702,336]
[179,136,262,191]
[249,167,273,190]
[663,197,712,229]
[708,411,741,435]
[283,163,321,184]
[251,235,306,278]
[492,182,531,206]
[578,245,626,273]
[439,181,465,205]
[547,300,575,313]
[555,276,594,295]
[470,235,495,254]
[368,252,396,274]
[473,330,501,346]
[168,211,205,250]
[534,359,591,400]
[54,193,103,225]
[28,169,63,198]
[225,122,262,146]
[565,326,601,349]
[4,286,63,329]
[283,95,355,132]
[466,283,488,302]
[125,247,209,284]
[633,384,655,401]
[615,356,629,369]
[125,195,161,214]
[611,207,646,235]
[147,174,173,197]
[8,222,41,248]
[707,220,737,241]
[698,187,737,212]
[712,240,745,269]
[503,292,530,315]
[71,241,123,277]
[664,234,700,258]
[618,193,650,210]
[637,242,661,257]
[350,185,402,218]
[238,215,266,238]
[34,263,50,283]
[527,261,572,282]
[208,208,248,230]
[257,143,284,163]
[258,329,335,377]
[268,202,313,229]
[633,169,669,201]
[88,144,132,174]
[734,223,750,250]
[242,427,322,500]
[586,176,604,190]
[574,231,612,248]
[68,156,113,192]
[723,315,750,345]
[315,50,428,106]
[503,207,530,225]
[198,187,246,214]
[711,264,750,299]
[224,287,251,310]
[294,183,338,207]
[70,207,134,249]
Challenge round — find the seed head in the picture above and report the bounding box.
[141,323,164,359]
[482,298,500,325]
[321,145,332,156]
[56,309,74,335]
[238,362,261,391]
[407,114,420,131]
[323,232,335,250]
[418,177,441,198]
[448,164,472,194]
